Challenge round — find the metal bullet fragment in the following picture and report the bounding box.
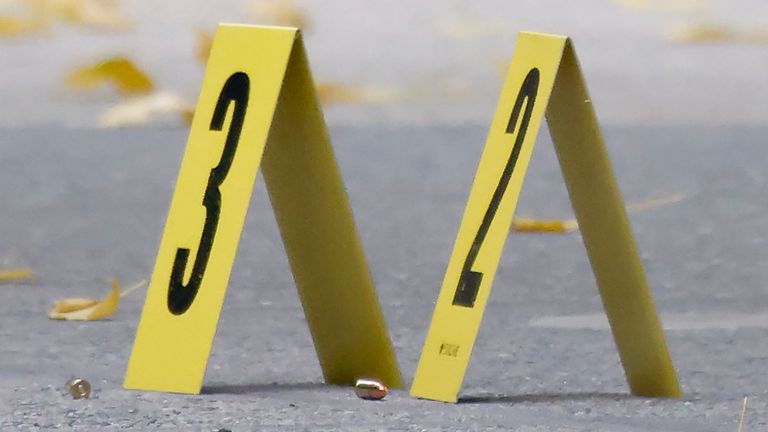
[66,378,91,399]
[354,378,388,400]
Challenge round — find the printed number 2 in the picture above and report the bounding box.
[167,72,250,315]
[452,68,540,308]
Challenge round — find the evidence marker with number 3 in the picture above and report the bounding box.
[124,24,401,394]
[410,32,681,403]
[167,72,249,316]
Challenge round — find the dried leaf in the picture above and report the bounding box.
[180,106,195,124]
[195,29,213,64]
[512,217,578,233]
[512,193,686,234]
[98,91,193,127]
[0,15,46,36]
[669,23,768,44]
[0,268,35,283]
[316,82,398,106]
[434,18,502,40]
[743,29,768,44]
[120,279,146,298]
[669,23,734,43]
[50,297,99,313]
[614,0,709,12]
[23,0,79,22]
[737,396,749,432]
[71,0,131,30]
[65,56,153,95]
[625,193,686,213]
[24,0,131,30]
[248,0,309,30]
[49,277,120,320]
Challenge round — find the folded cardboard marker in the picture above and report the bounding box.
[124,24,401,394]
[410,32,681,403]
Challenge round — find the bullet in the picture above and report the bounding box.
[354,378,388,401]
[66,378,91,399]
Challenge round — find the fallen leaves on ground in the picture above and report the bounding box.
[511,217,578,233]
[49,277,120,320]
[625,192,686,213]
[24,0,132,30]
[669,23,768,44]
[119,279,146,298]
[248,0,309,30]
[512,193,687,234]
[0,268,36,283]
[196,29,213,64]
[433,18,502,40]
[614,0,709,13]
[316,82,398,105]
[0,15,46,36]
[737,396,749,432]
[98,91,193,127]
[65,56,153,95]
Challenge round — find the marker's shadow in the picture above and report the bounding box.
[459,392,637,404]
[202,382,326,395]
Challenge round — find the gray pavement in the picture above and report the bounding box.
[3,0,768,128]
[1,125,767,430]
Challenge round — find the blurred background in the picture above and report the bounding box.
[2,0,768,129]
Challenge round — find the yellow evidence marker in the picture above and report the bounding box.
[124,24,401,394]
[410,32,681,403]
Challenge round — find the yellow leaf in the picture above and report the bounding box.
[625,193,686,213]
[0,268,36,283]
[316,82,398,106]
[49,277,120,321]
[669,23,734,43]
[248,0,309,30]
[0,15,46,36]
[737,396,749,432]
[180,106,195,124]
[195,29,213,64]
[512,193,686,234]
[669,23,768,45]
[24,0,131,30]
[511,217,578,233]
[614,0,709,12]
[71,0,132,30]
[98,91,193,128]
[433,18,502,40]
[120,279,147,298]
[50,297,99,313]
[23,0,79,22]
[65,56,154,95]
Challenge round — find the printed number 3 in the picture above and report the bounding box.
[452,68,540,308]
[167,72,250,315]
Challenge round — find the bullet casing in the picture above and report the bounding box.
[354,378,388,400]
[66,378,91,399]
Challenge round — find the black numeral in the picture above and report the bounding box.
[452,68,540,307]
[167,72,250,315]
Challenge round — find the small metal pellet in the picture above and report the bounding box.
[66,378,91,399]
[354,378,388,401]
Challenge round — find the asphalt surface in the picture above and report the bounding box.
[3,0,768,128]
[1,125,767,430]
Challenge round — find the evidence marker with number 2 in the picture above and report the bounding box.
[410,32,681,403]
[124,24,401,394]
[453,68,540,308]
